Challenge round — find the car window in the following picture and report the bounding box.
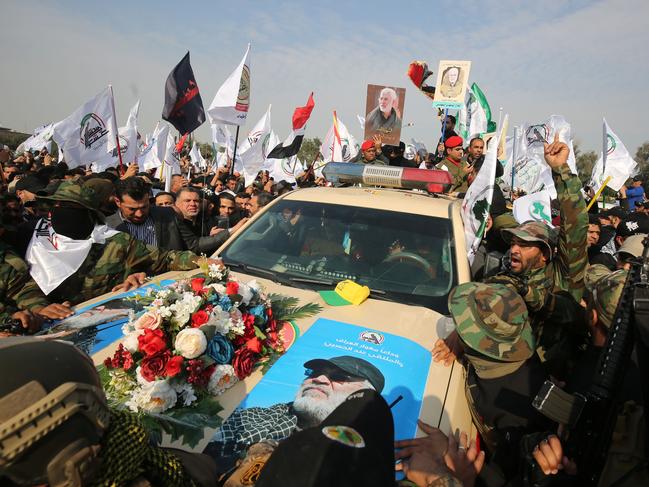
[221,200,458,314]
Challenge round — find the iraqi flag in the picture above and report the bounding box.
[162,52,205,134]
[267,93,315,159]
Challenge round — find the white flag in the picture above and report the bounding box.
[208,44,251,126]
[140,123,169,170]
[18,124,54,154]
[239,106,272,183]
[320,114,358,162]
[52,87,119,169]
[90,100,140,172]
[164,132,182,174]
[513,190,554,227]
[590,118,637,192]
[461,136,498,264]
[357,114,365,131]
[189,141,207,169]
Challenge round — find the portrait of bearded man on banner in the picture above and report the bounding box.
[364,84,406,145]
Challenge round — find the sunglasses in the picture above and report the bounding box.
[305,367,364,383]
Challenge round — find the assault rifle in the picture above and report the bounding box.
[532,237,649,484]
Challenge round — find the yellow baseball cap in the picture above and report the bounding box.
[319,280,370,306]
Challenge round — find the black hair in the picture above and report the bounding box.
[116,176,150,201]
[588,214,601,226]
[154,191,175,202]
[445,114,457,124]
[219,192,235,202]
[66,167,86,176]
[96,171,119,183]
[236,192,251,200]
[176,186,201,198]
[469,137,483,147]
[226,175,238,182]
[255,191,275,208]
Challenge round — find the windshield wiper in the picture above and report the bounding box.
[224,261,280,282]
[286,276,335,285]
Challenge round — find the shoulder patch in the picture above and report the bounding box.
[321,425,365,448]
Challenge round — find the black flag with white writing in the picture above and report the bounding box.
[162,52,205,134]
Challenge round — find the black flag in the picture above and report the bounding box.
[162,52,205,134]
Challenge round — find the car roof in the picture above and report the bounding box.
[280,186,458,218]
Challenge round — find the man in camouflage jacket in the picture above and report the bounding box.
[31,182,211,305]
[0,241,72,333]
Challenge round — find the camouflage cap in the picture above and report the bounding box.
[585,265,627,328]
[448,282,534,362]
[501,220,558,258]
[37,181,105,223]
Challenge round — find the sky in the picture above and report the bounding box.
[2,0,648,154]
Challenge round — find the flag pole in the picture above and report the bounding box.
[511,125,518,193]
[230,126,240,176]
[587,176,612,211]
[108,85,125,174]
[497,107,503,132]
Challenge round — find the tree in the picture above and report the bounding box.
[198,142,214,161]
[635,142,649,180]
[576,150,598,184]
[297,137,322,165]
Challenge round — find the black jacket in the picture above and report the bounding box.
[105,206,187,251]
[176,214,230,255]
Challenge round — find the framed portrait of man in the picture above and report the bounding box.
[432,60,472,110]
[364,84,406,146]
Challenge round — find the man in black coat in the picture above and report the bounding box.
[106,177,187,251]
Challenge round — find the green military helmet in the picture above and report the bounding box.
[501,220,558,259]
[585,265,628,328]
[37,181,106,223]
[448,282,535,362]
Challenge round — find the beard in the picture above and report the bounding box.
[292,381,370,428]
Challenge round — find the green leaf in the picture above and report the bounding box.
[253,325,266,340]
[275,303,322,322]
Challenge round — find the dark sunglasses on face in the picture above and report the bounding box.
[304,367,363,383]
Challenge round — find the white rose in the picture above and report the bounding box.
[133,310,162,331]
[247,279,262,293]
[208,283,227,295]
[238,283,253,305]
[128,380,177,413]
[207,365,238,396]
[122,330,143,352]
[208,306,232,335]
[174,328,207,359]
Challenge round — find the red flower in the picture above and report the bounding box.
[138,328,167,357]
[105,343,134,370]
[242,313,255,327]
[191,309,210,328]
[233,347,258,379]
[245,337,263,353]
[165,355,184,377]
[191,277,206,293]
[266,331,280,348]
[186,359,211,387]
[140,351,171,381]
[266,318,278,333]
[226,281,239,295]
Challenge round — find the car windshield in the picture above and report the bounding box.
[221,199,458,314]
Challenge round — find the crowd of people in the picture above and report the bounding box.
[0,118,646,486]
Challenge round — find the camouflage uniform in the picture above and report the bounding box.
[498,163,589,309]
[0,242,50,322]
[584,264,627,328]
[36,182,200,305]
[448,283,552,477]
[436,157,468,193]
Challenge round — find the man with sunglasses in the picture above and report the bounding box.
[205,355,385,464]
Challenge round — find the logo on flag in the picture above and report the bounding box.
[525,124,548,147]
[236,65,251,112]
[79,113,109,149]
[110,134,129,157]
[606,134,616,155]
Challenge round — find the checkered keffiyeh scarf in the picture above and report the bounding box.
[90,408,195,487]
[210,403,298,457]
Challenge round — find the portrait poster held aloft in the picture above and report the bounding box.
[363,84,406,146]
[432,60,472,111]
